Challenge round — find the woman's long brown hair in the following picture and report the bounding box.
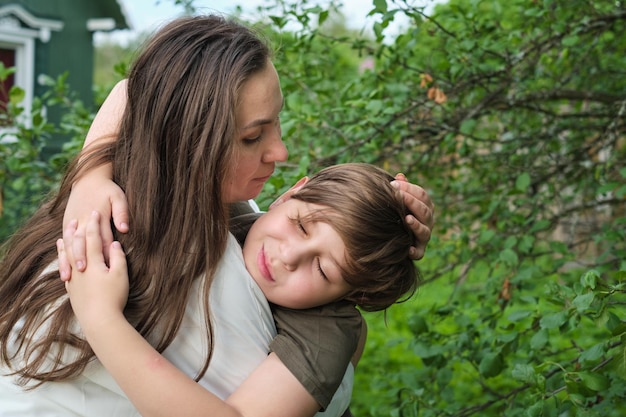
[0,15,271,386]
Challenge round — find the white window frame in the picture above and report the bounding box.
[0,5,62,142]
[0,27,36,119]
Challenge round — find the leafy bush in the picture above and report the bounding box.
[0,67,91,241]
[253,0,626,415]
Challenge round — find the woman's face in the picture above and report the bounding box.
[223,61,288,203]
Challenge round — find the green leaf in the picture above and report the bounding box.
[530,328,549,350]
[9,86,25,104]
[365,99,383,113]
[526,401,544,417]
[515,172,531,192]
[562,35,579,47]
[459,119,476,135]
[478,229,496,244]
[269,15,287,29]
[580,270,598,289]
[373,0,388,13]
[529,220,551,233]
[607,312,626,336]
[612,344,626,380]
[579,342,606,364]
[479,352,505,378]
[508,310,532,322]
[511,363,536,385]
[318,10,329,26]
[499,248,519,267]
[413,341,445,358]
[578,371,609,391]
[408,315,428,335]
[572,292,594,312]
[540,311,568,329]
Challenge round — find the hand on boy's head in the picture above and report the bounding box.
[60,177,130,278]
[268,176,309,210]
[391,173,435,260]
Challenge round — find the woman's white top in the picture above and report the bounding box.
[0,235,352,416]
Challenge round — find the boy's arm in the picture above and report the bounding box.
[59,80,129,279]
[64,212,320,417]
[269,303,361,410]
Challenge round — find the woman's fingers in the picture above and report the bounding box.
[391,175,435,260]
[111,187,130,234]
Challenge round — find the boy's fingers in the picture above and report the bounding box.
[108,241,128,273]
[57,239,71,282]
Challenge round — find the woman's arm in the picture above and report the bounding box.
[63,212,319,417]
[59,80,129,279]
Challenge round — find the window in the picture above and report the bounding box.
[0,5,62,137]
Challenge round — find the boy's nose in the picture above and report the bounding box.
[279,240,308,271]
[283,262,297,272]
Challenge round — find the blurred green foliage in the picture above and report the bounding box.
[1,0,624,415]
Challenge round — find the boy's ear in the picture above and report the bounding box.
[269,176,309,210]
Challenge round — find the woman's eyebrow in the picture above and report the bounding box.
[242,98,284,129]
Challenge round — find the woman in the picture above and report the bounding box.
[0,15,433,417]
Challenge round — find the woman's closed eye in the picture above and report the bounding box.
[243,134,262,144]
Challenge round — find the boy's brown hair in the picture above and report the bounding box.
[293,163,421,312]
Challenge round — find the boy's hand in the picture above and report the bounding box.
[61,211,129,329]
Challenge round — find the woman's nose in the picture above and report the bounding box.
[263,125,288,163]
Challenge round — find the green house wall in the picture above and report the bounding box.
[0,0,128,154]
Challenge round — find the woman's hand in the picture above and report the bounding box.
[59,175,129,281]
[391,173,435,260]
[60,211,129,330]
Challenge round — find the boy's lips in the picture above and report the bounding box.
[257,245,274,282]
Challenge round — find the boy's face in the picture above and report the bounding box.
[242,198,353,309]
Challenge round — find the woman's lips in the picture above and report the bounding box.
[254,172,273,184]
[257,245,274,282]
